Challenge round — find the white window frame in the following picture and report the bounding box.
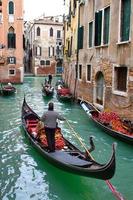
[0,13,3,23]
[8,1,15,23]
[112,64,128,97]
[88,21,94,49]
[118,0,131,44]
[95,6,110,47]
[8,68,16,76]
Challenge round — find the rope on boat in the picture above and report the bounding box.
[65,119,125,200]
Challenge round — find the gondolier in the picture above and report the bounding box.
[48,74,52,84]
[40,102,66,152]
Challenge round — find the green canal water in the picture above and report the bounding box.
[0,77,132,200]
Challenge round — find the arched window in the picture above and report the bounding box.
[50,27,53,37]
[9,1,14,14]
[37,27,40,36]
[8,27,16,48]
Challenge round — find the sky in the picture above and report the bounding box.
[24,0,65,21]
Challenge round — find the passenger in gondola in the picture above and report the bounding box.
[5,82,13,88]
[40,102,66,152]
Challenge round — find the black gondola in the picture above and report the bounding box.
[80,101,133,145]
[42,83,54,97]
[21,97,116,180]
[0,84,16,95]
[56,85,73,101]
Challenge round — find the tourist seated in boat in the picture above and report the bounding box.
[4,82,14,89]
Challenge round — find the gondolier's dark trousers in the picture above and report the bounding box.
[45,127,56,152]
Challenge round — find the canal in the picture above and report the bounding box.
[0,77,132,200]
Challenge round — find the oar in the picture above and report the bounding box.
[65,119,125,200]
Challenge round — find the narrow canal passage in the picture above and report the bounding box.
[0,77,132,200]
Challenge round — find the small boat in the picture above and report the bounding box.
[42,83,54,97]
[80,101,133,145]
[0,83,16,96]
[21,97,116,180]
[56,85,73,101]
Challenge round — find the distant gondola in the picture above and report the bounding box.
[0,83,16,96]
[80,101,133,145]
[56,85,73,101]
[42,83,54,97]
[21,97,116,180]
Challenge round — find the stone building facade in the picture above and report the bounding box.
[25,16,63,76]
[63,0,133,120]
[0,0,24,83]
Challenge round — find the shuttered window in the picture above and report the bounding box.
[8,33,16,48]
[40,60,45,65]
[57,30,61,38]
[79,64,82,79]
[95,11,102,46]
[37,27,40,36]
[89,22,93,47]
[115,66,127,92]
[50,27,53,37]
[46,60,50,65]
[75,64,78,79]
[78,26,84,49]
[121,0,131,41]
[9,1,14,14]
[7,57,16,64]
[103,7,110,44]
[36,46,41,56]
[87,65,91,81]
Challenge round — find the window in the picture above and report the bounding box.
[7,57,16,64]
[75,64,78,79]
[78,64,82,80]
[95,6,110,46]
[40,60,45,65]
[114,66,127,92]
[57,30,61,38]
[95,11,102,46]
[37,27,40,36]
[9,69,15,76]
[78,26,84,49]
[103,7,110,44]
[0,13,2,23]
[9,1,14,14]
[50,27,53,37]
[53,47,54,56]
[86,65,91,81]
[89,22,93,48]
[36,46,41,56]
[46,60,50,65]
[49,46,54,57]
[120,0,131,42]
[8,27,16,48]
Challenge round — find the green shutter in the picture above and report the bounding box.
[95,11,102,46]
[103,7,110,44]
[8,33,15,48]
[78,26,84,49]
[89,22,93,47]
[121,0,131,41]
[9,1,14,14]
